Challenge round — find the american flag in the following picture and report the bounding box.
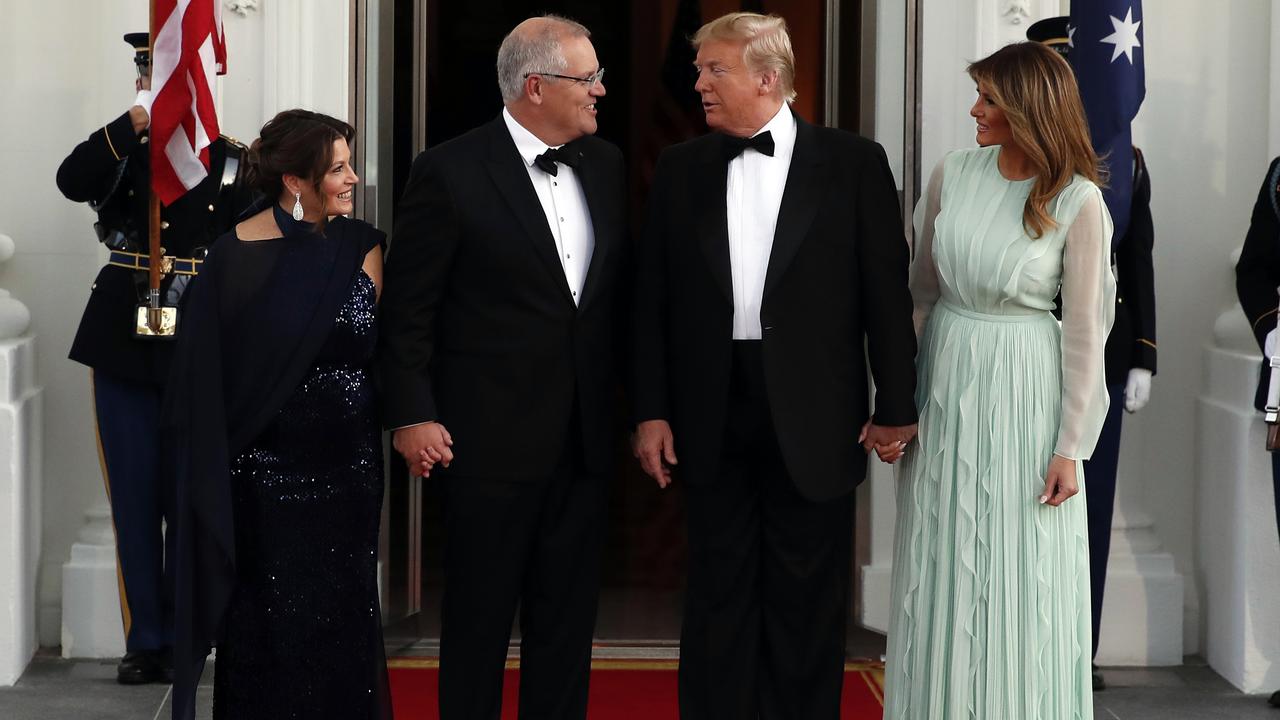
[149,0,227,205]
[1069,0,1145,243]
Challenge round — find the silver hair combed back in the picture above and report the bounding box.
[496,16,591,103]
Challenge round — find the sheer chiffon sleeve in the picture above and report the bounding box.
[909,157,946,339]
[1054,187,1116,460]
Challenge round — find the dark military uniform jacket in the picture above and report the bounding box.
[1236,156,1280,411]
[1105,146,1158,387]
[57,110,254,385]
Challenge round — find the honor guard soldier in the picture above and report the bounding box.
[1236,156,1280,709]
[1029,16,1159,693]
[55,33,253,685]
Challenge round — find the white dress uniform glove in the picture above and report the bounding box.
[133,89,154,126]
[1123,368,1152,414]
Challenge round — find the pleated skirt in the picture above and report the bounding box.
[883,300,1093,720]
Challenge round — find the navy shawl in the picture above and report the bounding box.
[162,211,386,720]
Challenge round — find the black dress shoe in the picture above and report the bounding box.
[1268,689,1280,707]
[1092,671,1106,691]
[116,650,166,685]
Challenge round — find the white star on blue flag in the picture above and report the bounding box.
[1069,0,1146,244]
[1100,8,1142,64]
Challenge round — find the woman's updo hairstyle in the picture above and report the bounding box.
[244,109,355,227]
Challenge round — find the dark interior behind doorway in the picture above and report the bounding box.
[388,0,845,643]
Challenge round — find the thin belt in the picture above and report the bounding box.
[107,250,203,276]
[938,299,1052,324]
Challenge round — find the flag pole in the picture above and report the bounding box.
[147,0,163,333]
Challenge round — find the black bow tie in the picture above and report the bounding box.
[722,131,775,162]
[533,145,582,176]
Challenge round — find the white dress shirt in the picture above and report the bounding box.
[726,103,796,339]
[503,108,595,305]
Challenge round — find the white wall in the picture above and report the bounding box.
[0,0,349,652]
[1125,0,1273,656]
[0,0,148,648]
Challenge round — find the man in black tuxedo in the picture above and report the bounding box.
[378,15,627,719]
[631,12,918,719]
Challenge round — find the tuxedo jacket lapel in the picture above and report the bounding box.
[484,118,576,307]
[763,114,825,300]
[574,141,612,311]
[698,138,734,304]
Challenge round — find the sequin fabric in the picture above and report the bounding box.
[214,271,386,719]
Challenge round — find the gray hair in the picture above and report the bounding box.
[496,16,591,103]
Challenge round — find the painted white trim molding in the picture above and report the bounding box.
[0,232,41,683]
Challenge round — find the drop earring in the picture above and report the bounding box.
[292,191,304,221]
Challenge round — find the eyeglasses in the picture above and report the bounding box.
[523,67,606,88]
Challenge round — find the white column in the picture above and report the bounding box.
[1271,0,1280,161]
[1196,248,1280,693]
[0,232,43,685]
[1095,475,1185,665]
[1189,0,1280,690]
[60,504,125,659]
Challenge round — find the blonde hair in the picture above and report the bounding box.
[692,12,796,103]
[967,42,1103,238]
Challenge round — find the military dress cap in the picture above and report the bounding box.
[124,32,150,66]
[1026,16,1070,57]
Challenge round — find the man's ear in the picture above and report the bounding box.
[758,69,779,96]
[525,76,545,106]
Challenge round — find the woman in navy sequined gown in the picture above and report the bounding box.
[165,110,404,720]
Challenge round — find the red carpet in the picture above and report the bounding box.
[388,658,885,719]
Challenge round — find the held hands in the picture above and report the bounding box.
[1124,368,1152,414]
[633,419,678,488]
[860,420,918,464]
[1038,454,1079,507]
[392,422,454,479]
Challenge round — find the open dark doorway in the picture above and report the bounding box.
[382,0,868,654]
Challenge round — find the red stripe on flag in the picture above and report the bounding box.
[150,0,224,205]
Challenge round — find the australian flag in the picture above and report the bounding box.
[1068,0,1144,244]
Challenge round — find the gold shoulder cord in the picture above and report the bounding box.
[104,125,122,162]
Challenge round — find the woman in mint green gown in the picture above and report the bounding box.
[883,43,1115,720]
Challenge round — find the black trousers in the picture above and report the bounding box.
[1082,382,1125,659]
[1270,453,1280,553]
[92,369,175,652]
[679,341,855,720]
[437,417,606,720]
